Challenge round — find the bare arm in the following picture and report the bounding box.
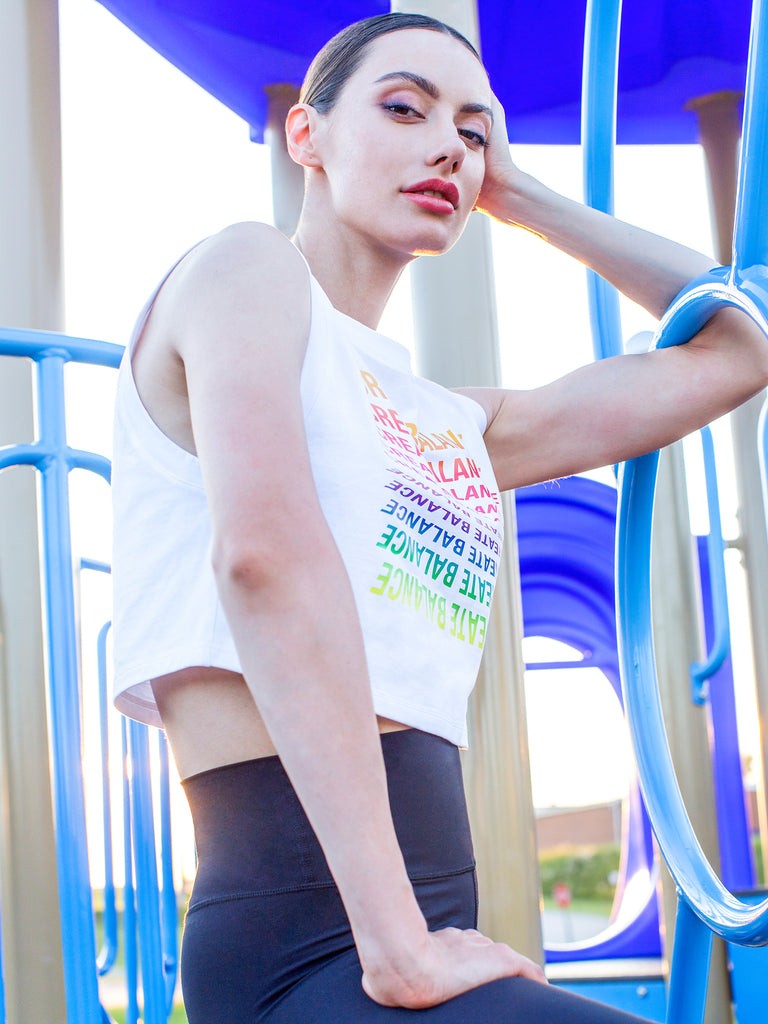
[464,100,768,490]
[164,222,544,1006]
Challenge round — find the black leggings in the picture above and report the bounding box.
[180,729,651,1023]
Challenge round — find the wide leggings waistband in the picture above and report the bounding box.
[182,727,475,905]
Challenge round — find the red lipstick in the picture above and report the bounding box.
[402,178,459,214]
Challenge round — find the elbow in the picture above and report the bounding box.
[211,526,322,597]
[211,535,277,595]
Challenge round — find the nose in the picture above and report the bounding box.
[427,118,466,174]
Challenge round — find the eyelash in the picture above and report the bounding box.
[380,102,488,149]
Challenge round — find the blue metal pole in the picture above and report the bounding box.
[36,352,101,1023]
[665,899,713,1024]
[582,0,624,362]
[97,620,118,977]
[689,426,730,704]
[157,733,178,1013]
[121,719,140,1024]
[127,720,167,1024]
[733,0,768,274]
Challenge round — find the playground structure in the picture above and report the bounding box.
[2,1,768,1022]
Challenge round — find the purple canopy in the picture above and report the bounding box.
[97,0,752,143]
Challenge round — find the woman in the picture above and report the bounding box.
[111,12,767,1022]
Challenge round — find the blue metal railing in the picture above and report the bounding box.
[583,0,768,1021]
[582,0,624,362]
[0,328,179,1022]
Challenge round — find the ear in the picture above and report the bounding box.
[285,104,324,169]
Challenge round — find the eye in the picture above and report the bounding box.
[459,128,488,149]
[381,101,424,119]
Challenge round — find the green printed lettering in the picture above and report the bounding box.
[477,615,487,648]
[431,554,448,582]
[378,524,396,549]
[468,611,482,645]
[391,530,408,556]
[371,563,394,595]
[437,597,446,628]
[387,568,404,600]
[443,561,458,587]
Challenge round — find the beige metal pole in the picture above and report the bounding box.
[0,0,67,1020]
[691,91,768,881]
[264,84,304,237]
[390,0,544,961]
[651,446,732,1024]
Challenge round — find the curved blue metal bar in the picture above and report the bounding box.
[616,270,768,947]
[689,426,730,704]
[581,0,624,362]
[68,449,113,485]
[0,327,123,368]
[733,0,768,274]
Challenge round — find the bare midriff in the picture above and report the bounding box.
[150,666,411,781]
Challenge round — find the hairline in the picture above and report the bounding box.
[300,16,483,114]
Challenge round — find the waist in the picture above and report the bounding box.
[182,728,475,900]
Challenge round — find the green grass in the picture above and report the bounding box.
[105,1005,187,1024]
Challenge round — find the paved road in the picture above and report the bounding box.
[542,908,611,944]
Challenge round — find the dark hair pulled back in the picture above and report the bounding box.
[299,12,481,115]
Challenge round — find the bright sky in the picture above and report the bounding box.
[57,0,763,884]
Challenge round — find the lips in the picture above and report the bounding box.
[402,178,460,213]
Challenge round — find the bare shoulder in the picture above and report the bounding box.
[158,221,311,356]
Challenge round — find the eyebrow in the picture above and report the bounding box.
[373,71,493,120]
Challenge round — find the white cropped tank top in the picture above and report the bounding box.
[112,247,503,746]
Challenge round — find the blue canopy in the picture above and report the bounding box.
[97,0,752,143]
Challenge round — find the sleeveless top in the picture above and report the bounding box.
[112,247,503,746]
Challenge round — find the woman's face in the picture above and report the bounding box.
[311,29,493,260]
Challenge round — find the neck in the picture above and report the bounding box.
[292,194,413,329]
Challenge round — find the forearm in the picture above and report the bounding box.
[486,305,768,490]
[481,169,717,320]
[214,544,429,977]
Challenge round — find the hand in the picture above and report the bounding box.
[473,94,527,223]
[361,925,547,1009]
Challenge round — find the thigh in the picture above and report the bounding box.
[263,948,654,1024]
